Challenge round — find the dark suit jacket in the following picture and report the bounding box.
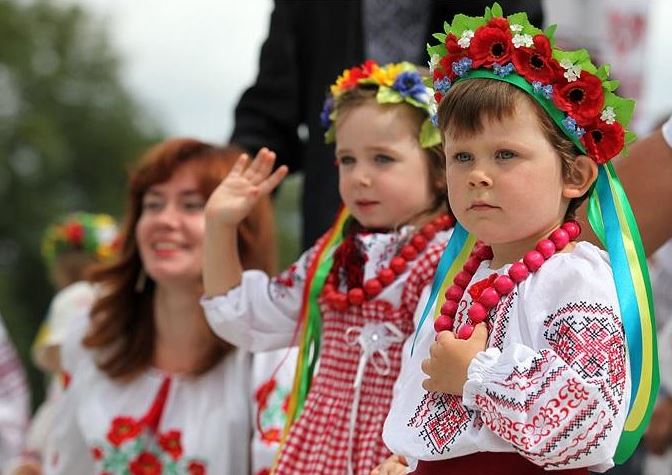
[230,0,544,249]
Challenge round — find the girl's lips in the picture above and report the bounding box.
[469,203,498,211]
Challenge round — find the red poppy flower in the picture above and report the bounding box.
[434,91,444,104]
[445,33,464,56]
[512,34,562,84]
[552,71,605,125]
[360,59,377,76]
[581,118,625,164]
[187,460,207,475]
[469,18,513,68]
[91,446,104,460]
[255,378,277,410]
[107,416,141,447]
[129,452,162,475]
[158,430,183,460]
[64,221,84,245]
[438,55,459,82]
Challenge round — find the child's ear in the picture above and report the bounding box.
[562,155,597,199]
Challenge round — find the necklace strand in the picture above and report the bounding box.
[324,214,455,311]
[434,220,581,339]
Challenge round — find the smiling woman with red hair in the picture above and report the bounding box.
[43,138,276,475]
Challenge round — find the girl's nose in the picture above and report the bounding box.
[354,166,372,187]
[468,167,493,188]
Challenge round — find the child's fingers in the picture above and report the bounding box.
[230,153,250,176]
[246,148,277,182]
[421,376,437,392]
[420,357,432,377]
[258,165,288,195]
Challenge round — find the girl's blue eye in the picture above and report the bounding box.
[453,152,471,162]
[374,154,394,164]
[337,156,355,165]
[496,150,516,160]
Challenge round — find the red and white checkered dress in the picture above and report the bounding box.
[274,242,445,475]
[203,226,452,475]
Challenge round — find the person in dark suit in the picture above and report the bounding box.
[230,0,544,249]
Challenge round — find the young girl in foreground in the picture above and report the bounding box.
[202,61,453,474]
[380,4,657,474]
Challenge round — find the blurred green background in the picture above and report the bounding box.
[0,0,300,408]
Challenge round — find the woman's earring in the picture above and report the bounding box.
[135,268,147,293]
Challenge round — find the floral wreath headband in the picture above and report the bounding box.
[42,212,119,266]
[321,60,442,149]
[427,2,636,164]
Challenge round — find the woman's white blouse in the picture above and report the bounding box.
[45,312,251,475]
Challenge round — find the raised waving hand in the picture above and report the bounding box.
[205,148,288,226]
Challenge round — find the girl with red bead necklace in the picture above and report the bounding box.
[380,4,658,475]
[202,61,456,475]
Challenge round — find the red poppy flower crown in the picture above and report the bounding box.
[428,2,636,164]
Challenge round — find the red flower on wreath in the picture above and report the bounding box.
[340,59,376,90]
[107,416,141,447]
[187,460,207,475]
[129,452,162,475]
[512,34,562,84]
[581,118,625,164]
[438,33,467,82]
[64,221,84,246]
[553,71,604,125]
[158,430,183,460]
[469,17,513,68]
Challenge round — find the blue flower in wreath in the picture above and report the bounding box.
[320,96,334,128]
[392,71,427,102]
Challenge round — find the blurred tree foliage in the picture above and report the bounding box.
[0,0,161,406]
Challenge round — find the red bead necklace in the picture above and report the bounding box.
[434,220,581,339]
[324,214,455,311]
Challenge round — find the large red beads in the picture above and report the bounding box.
[434,220,581,340]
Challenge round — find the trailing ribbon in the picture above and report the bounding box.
[588,162,658,462]
[281,208,349,441]
[411,223,475,355]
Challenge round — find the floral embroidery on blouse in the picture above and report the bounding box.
[91,416,207,475]
[255,377,291,445]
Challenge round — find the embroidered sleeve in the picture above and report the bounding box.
[202,238,324,352]
[462,300,627,469]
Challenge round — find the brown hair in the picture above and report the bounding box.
[51,252,98,289]
[334,86,449,219]
[437,79,587,218]
[83,139,277,379]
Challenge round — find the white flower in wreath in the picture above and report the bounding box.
[560,58,582,82]
[458,30,474,48]
[512,33,534,48]
[510,23,524,33]
[600,106,617,125]
[428,54,439,75]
